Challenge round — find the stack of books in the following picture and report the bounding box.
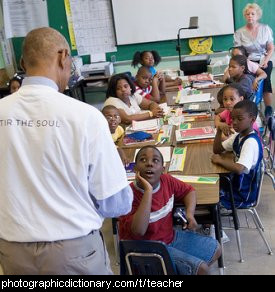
[175,126,215,143]
[127,118,163,134]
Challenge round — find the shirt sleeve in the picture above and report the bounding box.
[87,112,129,200]
[247,60,259,74]
[236,138,259,173]
[134,92,143,105]
[95,185,133,217]
[266,25,274,44]
[219,110,227,122]
[222,133,238,152]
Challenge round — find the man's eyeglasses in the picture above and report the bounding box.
[58,50,76,76]
[105,115,120,121]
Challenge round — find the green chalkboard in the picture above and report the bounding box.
[12,0,274,67]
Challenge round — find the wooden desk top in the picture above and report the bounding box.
[172,143,232,175]
[189,178,219,205]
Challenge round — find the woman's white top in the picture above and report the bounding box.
[104,92,143,115]
[234,23,274,62]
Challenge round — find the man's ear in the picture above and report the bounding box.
[20,58,26,73]
[240,96,244,101]
[58,49,68,70]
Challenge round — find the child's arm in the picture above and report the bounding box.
[211,154,245,175]
[155,72,166,96]
[117,148,130,166]
[253,67,267,91]
[181,190,197,231]
[222,67,230,83]
[118,108,158,125]
[130,171,153,236]
[214,113,234,137]
[150,75,161,103]
[140,99,164,117]
[213,127,226,154]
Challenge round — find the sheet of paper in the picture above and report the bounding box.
[168,147,187,172]
[90,53,106,62]
[3,0,49,39]
[172,175,219,184]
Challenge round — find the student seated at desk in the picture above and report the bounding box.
[104,73,163,125]
[223,46,267,91]
[132,50,182,94]
[102,105,129,165]
[215,83,259,140]
[134,66,160,103]
[212,100,263,209]
[226,55,255,100]
[119,146,221,275]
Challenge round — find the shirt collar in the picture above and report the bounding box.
[22,76,59,91]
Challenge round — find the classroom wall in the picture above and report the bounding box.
[11,0,275,67]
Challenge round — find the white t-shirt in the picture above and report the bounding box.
[104,92,143,115]
[0,81,129,242]
[222,131,259,174]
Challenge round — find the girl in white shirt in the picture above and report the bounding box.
[104,73,163,125]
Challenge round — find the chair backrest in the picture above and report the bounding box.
[120,240,177,275]
[253,79,264,106]
[251,160,265,208]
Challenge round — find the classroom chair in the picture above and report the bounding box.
[253,79,264,106]
[220,162,273,263]
[120,240,177,275]
[262,115,275,189]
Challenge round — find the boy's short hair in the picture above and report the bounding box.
[135,145,164,165]
[136,66,151,76]
[102,105,119,115]
[233,100,258,118]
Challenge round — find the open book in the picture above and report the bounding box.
[175,126,215,142]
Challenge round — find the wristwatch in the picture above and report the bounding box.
[148,111,153,118]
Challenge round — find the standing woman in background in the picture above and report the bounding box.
[234,3,274,119]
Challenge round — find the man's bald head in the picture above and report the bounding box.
[22,27,70,68]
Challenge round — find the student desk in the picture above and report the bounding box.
[166,88,220,110]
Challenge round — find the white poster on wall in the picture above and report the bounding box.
[3,0,49,39]
[69,0,116,56]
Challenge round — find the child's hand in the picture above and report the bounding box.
[211,154,222,164]
[252,79,259,91]
[219,123,234,136]
[186,215,198,231]
[118,148,130,166]
[175,77,182,86]
[155,72,164,81]
[135,171,153,193]
[152,107,164,118]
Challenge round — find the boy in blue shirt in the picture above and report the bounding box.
[211,100,263,209]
